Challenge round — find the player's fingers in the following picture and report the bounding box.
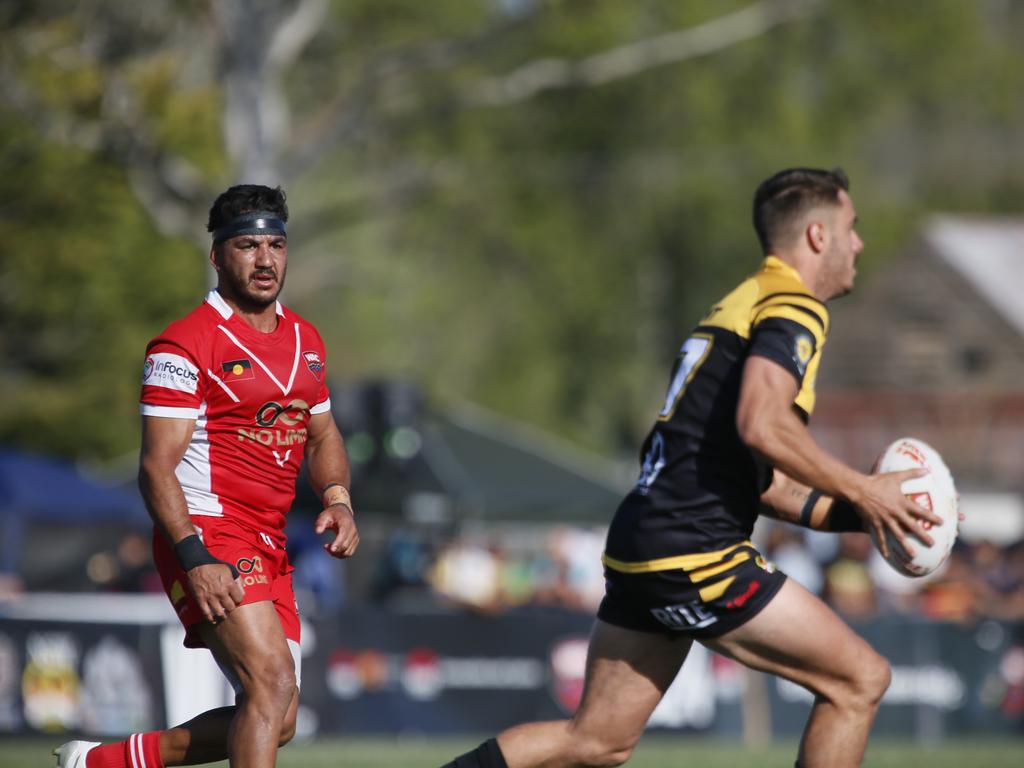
[340,531,360,557]
[910,502,943,528]
[871,520,889,559]
[893,467,929,481]
[197,598,215,624]
[908,520,934,548]
[204,596,226,624]
[902,496,941,538]
[203,579,239,617]
[216,586,238,616]
[887,517,918,558]
[329,528,351,555]
[228,579,246,605]
[329,528,359,558]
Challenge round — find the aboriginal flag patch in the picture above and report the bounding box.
[303,351,324,382]
[221,359,254,382]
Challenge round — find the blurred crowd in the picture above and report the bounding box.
[4,521,1023,626]
[761,522,1024,624]
[367,520,1024,624]
[370,524,607,614]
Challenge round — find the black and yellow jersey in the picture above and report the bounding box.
[604,256,829,565]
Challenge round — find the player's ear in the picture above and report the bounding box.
[209,246,222,271]
[806,220,827,254]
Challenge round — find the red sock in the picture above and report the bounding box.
[86,732,165,768]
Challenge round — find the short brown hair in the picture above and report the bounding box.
[752,167,849,254]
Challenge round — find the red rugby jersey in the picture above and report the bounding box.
[140,290,331,544]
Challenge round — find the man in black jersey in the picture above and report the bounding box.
[443,168,942,768]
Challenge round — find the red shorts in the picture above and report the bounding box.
[153,517,300,649]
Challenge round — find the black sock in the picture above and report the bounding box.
[441,737,509,768]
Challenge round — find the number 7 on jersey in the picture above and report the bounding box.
[658,334,712,420]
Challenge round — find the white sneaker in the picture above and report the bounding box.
[53,740,100,768]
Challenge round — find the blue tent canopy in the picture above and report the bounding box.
[0,447,148,574]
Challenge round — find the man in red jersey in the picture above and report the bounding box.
[56,185,358,768]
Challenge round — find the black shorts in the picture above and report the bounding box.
[597,541,787,640]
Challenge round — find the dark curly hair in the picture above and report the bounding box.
[206,185,289,233]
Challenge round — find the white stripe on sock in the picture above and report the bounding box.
[130,733,149,768]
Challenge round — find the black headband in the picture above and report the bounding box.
[212,211,287,244]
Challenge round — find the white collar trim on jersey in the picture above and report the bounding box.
[206,289,285,320]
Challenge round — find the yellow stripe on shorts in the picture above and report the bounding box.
[688,552,751,583]
[698,576,736,603]
[601,540,753,574]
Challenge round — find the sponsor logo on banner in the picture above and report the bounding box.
[325,646,545,701]
[401,648,443,701]
[303,351,324,382]
[327,649,390,700]
[990,644,1024,717]
[22,632,81,731]
[549,637,589,713]
[142,353,199,393]
[80,636,154,736]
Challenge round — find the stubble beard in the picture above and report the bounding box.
[222,266,286,313]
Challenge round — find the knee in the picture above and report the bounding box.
[841,650,891,712]
[857,652,892,706]
[246,660,297,713]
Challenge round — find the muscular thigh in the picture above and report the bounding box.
[703,578,878,697]
[571,620,692,743]
[199,600,295,693]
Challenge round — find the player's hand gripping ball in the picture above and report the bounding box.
[871,437,959,577]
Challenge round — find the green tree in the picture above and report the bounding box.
[2,0,1023,463]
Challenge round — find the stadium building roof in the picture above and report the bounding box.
[925,215,1024,339]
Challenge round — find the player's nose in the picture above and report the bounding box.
[253,244,274,265]
[853,231,865,254]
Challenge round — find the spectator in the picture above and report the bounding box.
[823,534,877,620]
[429,534,504,613]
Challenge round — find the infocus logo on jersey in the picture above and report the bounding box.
[143,353,200,393]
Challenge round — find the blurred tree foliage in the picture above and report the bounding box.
[2,0,1023,463]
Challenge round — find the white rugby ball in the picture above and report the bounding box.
[870,437,959,578]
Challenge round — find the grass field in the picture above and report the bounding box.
[7,735,1023,767]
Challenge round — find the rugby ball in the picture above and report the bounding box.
[870,437,959,578]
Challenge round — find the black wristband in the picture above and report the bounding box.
[825,498,865,532]
[174,534,239,579]
[798,490,823,528]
